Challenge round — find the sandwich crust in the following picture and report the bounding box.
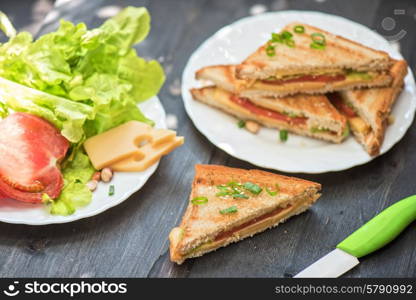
[338,60,407,155]
[236,22,393,80]
[169,165,321,264]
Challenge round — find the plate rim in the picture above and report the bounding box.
[181,10,416,174]
[0,96,166,225]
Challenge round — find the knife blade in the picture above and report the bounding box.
[294,195,416,278]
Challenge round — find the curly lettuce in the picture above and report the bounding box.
[0,6,164,143]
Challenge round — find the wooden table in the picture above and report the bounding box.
[1,0,415,278]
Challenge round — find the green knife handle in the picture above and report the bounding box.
[337,195,416,258]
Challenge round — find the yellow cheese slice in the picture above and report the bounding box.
[84,121,184,171]
[349,117,371,135]
[110,136,184,172]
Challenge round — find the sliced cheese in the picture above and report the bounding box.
[111,136,184,172]
[273,68,343,78]
[84,121,184,171]
[349,117,371,135]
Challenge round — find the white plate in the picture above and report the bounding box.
[182,11,416,173]
[0,97,166,225]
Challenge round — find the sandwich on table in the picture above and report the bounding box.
[169,164,321,264]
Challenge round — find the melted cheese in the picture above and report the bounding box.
[273,68,343,79]
[349,117,371,135]
[84,121,184,171]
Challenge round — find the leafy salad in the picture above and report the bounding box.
[0,7,165,215]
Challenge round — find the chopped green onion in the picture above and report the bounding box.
[216,182,249,199]
[280,130,288,142]
[232,193,249,199]
[216,191,230,197]
[109,185,115,196]
[310,127,330,133]
[285,39,295,48]
[220,206,238,214]
[294,25,305,34]
[227,181,242,188]
[243,182,263,195]
[268,31,295,52]
[266,184,280,196]
[266,44,275,57]
[310,42,325,50]
[271,32,282,43]
[191,196,208,205]
[281,30,293,40]
[311,33,326,45]
[237,120,246,128]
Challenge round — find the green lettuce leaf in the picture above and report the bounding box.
[0,11,16,38]
[0,101,8,118]
[46,150,95,216]
[0,76,94,143]
[0,6,164,144]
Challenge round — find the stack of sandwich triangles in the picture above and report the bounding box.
[191,22,408,155]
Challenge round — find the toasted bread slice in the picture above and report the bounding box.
[169,165,321,264]
[197,64,392,98]
[236,22,393,87]
[191,86,348,143]
[333,60,407,156]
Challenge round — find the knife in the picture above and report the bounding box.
[294,195,416,277]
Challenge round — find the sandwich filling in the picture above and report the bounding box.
[230,95,340,136]
[183,192,317,258]
[255,70,379,87]
[230,95,307,126]
[330,93,371,136]
[213,205,288,242]
[184,203,297,257]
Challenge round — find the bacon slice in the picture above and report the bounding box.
[0,113,69,203]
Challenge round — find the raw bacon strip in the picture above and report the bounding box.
[0,113,69,203]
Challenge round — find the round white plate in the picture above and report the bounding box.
[182,11,416,173]
[0,97,166,225]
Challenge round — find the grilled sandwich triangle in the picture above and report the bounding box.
[169,165,321,264]
[234,22,393,97]
[333,60,408,156]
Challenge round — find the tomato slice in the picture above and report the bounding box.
[230,95,307,125]
[329,93,357,118]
